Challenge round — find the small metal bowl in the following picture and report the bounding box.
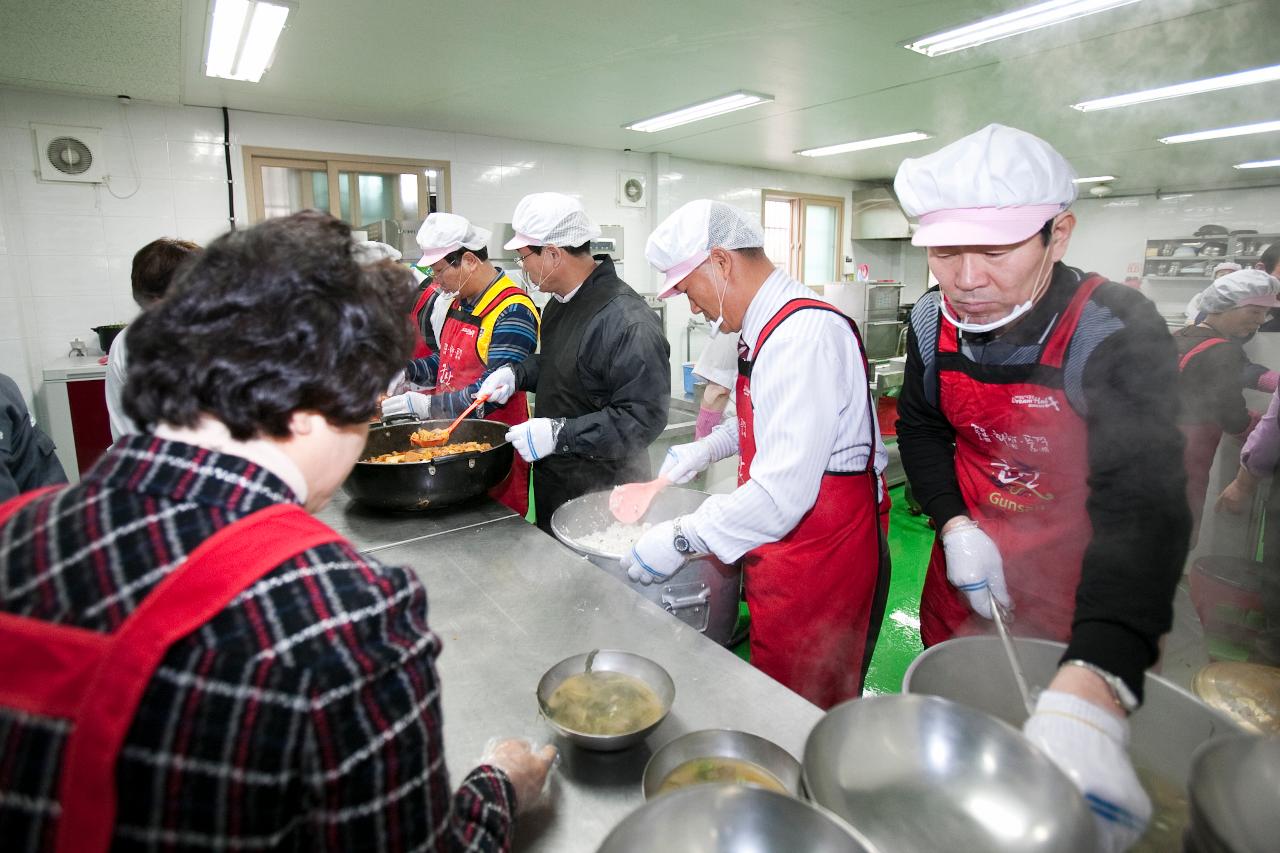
[642,728,802,799]
[536,649,674,752]
[1188,734,1280,853]
[598,784,880,853]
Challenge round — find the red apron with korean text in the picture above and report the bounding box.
[737,298,888,709]
[436,276,532,515]
[1177,337,1232,542]
[920,276,1104,646]
[0,488,343,853]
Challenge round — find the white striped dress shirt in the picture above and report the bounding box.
[685,269,887,563]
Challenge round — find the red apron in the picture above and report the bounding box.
[1177,337,1232,544]
[436,275,532,515]
[736,298,888,709]
[0,488,342,853]
[920,276,1104,646]
[410,283,438,359]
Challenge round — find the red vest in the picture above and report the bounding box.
[921,276,1104,645]
[735,298,887,708]
[0,488,343,853]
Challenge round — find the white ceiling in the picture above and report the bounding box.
[2,0,1278,194]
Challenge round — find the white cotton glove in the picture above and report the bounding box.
[1023,691,1151,853]
[478,365,517,406]
[940,519,1010,619]
[621,520,688,585]
[658,441,715,485]
[380,391,434,420]
[385,369,408,396]
[506,418,562,463]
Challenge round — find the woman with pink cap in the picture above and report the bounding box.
[1174,268,1280,540]
[894,124,1189,852]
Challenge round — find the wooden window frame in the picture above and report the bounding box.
[761,190,845,284]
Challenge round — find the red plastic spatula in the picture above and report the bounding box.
[608,476,671,524]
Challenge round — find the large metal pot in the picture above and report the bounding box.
[550,488,741,645]
[903,637,1245,852]
[342,418,514,511]
[597,785,879,853]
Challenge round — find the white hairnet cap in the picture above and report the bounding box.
[1212,261,1243,277]
[1196,269,1280,313]
[645,200,765,298]
[415,213,492,266]
[353,240,402,264]
[894,124,1077,247]
[504,192,602,250]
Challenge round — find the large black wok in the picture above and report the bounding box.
[342,418,514,511]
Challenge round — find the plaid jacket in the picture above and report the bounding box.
[0,436,515,851]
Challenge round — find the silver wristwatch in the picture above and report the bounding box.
[1061,659,1140,713]
[672,518,695,555]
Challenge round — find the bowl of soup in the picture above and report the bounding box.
[536,649,675,751]
[642,729,802,800]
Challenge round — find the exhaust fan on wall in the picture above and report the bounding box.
[618,171,647,208]
[33,124,104,184]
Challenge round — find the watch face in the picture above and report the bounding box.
[673,535,692,554]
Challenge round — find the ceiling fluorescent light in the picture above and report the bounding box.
[1158,120,1280,145]
[623,91,773,132]
[796,131,932,157]
[1072,175,1116,184]
[1234,158,1280,170]
[1072,63,1280,111]
[205,0,293,82]
[905,0,1143,57]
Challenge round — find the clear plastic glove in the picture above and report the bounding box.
[940,519,1010,619]
[380,391,434,420]
[658,441,715,485]
[386,369,408,396]
[506,418,560,463]
[621,520,687,585]
[478,365,517,406]
[1216,475,1255,515]
[479,737,558,815]
[1023,691,1150,853]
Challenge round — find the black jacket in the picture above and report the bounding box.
[1,373,68,502]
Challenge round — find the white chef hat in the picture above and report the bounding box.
[894,124,1078,247]
[1195,269,1280,314]
[503,192,602,250]
[352,240,402,264]
[645,200,765,298]
[416,213,492,266]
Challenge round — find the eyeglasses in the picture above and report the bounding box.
[515,251,536,269]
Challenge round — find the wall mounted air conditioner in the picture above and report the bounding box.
[33,124,104,184]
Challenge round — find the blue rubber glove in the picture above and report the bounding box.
[506,418,562,463]
[1023,691,1150,853]
[622,520,688,586]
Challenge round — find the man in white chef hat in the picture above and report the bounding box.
[477,193,670,531]
[894,124,1189,851]
[627,199,890,710]
[382,212,540,515]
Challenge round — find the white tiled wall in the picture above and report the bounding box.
[0,86,864,406]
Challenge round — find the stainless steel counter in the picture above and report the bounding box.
[313,488,519,553]
[366,511,823,852]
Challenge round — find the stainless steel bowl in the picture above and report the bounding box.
[597,784,880,853]
[641,728,802,799]
[803,694,1097,852]
[1187,735,1280,853]
[536,649,675,752]
[903,637,1244,852]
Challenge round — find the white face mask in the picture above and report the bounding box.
[939,235,1054,334]
[704,262,729,338]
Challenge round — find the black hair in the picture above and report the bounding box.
[523,242,593,256]
[1038,218,1054,246]
[441,245,489,266]
[1261,243,1280,276]
[124,210,415,440]
[131,238,202,308]
[731,247,767,261]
